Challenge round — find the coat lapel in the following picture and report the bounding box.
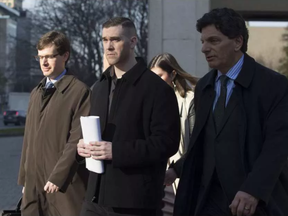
[215,54,255,136]
[188,70,217,151]
[188,87,215,151]
[92,79,110,134]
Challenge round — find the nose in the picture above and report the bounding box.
[201,42,210,54]
[42,58,49,65]
[107,41,114,50]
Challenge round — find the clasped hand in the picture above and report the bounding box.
[77,139,112,160]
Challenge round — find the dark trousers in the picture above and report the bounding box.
[80,200,157,216]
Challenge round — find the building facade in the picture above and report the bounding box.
[0,0,23,11]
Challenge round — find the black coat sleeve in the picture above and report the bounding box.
[240,75,288,204]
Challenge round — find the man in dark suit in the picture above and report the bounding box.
[174,8,288,216]
[77,17,180,216]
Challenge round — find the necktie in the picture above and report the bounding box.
[214,75,229,132]
[45,81,54,89]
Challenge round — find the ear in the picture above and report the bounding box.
[64,52,70,62]
[130,36,137,49]
[171,70,177,80]
[234,36,243,52]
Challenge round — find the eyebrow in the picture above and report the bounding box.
[201,36,220,41]
[102,36,121,40]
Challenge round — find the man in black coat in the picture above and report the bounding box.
[77,17,180,216]
[174,8,288,216]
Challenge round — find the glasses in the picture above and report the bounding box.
[34,53,59,61]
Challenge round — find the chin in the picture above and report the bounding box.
[107,59,119,66]
[207,62,219,70]
[42,71,52,77]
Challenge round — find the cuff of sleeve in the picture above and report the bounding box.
[240,181,269,204]
[76,153,86,164]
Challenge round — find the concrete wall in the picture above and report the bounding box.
[210,0,288,21]
[148,0,210,78]
[211,0,288,12]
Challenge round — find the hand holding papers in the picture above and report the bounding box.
[80,116,104,174]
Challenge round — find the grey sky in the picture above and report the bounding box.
[22,0,37,9]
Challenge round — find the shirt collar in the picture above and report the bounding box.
[46,69,67,84]
[216,54,244,82]
[101,57,147,85]
[38,69,74,93]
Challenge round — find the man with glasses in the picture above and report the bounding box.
[18,30,91,216]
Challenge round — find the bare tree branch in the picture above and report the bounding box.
[13,0,148,87]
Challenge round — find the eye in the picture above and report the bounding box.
[210,38,220,44]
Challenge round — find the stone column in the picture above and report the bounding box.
[148,0,210,77]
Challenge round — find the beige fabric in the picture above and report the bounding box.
[168,89,195,193]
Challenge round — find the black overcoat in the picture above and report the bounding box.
[86,59,180,209]
[174,54,288,216]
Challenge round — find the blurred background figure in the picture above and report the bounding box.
[149,53,198,216]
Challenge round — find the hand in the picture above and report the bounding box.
[164,168,177,186]
[44,181,59,193]
[229,191,259,216]
[22,187,25,194]
[77,139,91,158]
[89,141,112,160]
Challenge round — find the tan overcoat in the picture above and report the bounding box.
[18,72,90,216]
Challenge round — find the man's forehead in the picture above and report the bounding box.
[102,25,134,38]
[103,25,124,33]
[38,44,56,53]
[201,28,223,39]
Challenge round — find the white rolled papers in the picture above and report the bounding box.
[80,116,104,173]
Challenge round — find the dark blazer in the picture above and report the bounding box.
[86,59,180,209]
[174,54,288,216]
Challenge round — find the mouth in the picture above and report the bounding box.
[42,68,51,72]
[206,56,215,61]
[107,53,116,57]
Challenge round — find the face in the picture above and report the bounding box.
[102,25,136,66]
[37,44,69,79]
[200,25,243,73]
[151,67,174,87]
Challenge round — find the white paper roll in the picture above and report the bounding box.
[80,116,104,173]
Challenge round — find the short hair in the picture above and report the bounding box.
[196,8,249,53]
[37,30,70,63]
[102,17,136,36]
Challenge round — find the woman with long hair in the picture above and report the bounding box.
[149,53,198,215]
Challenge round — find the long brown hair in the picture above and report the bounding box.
[149,53,198,97]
